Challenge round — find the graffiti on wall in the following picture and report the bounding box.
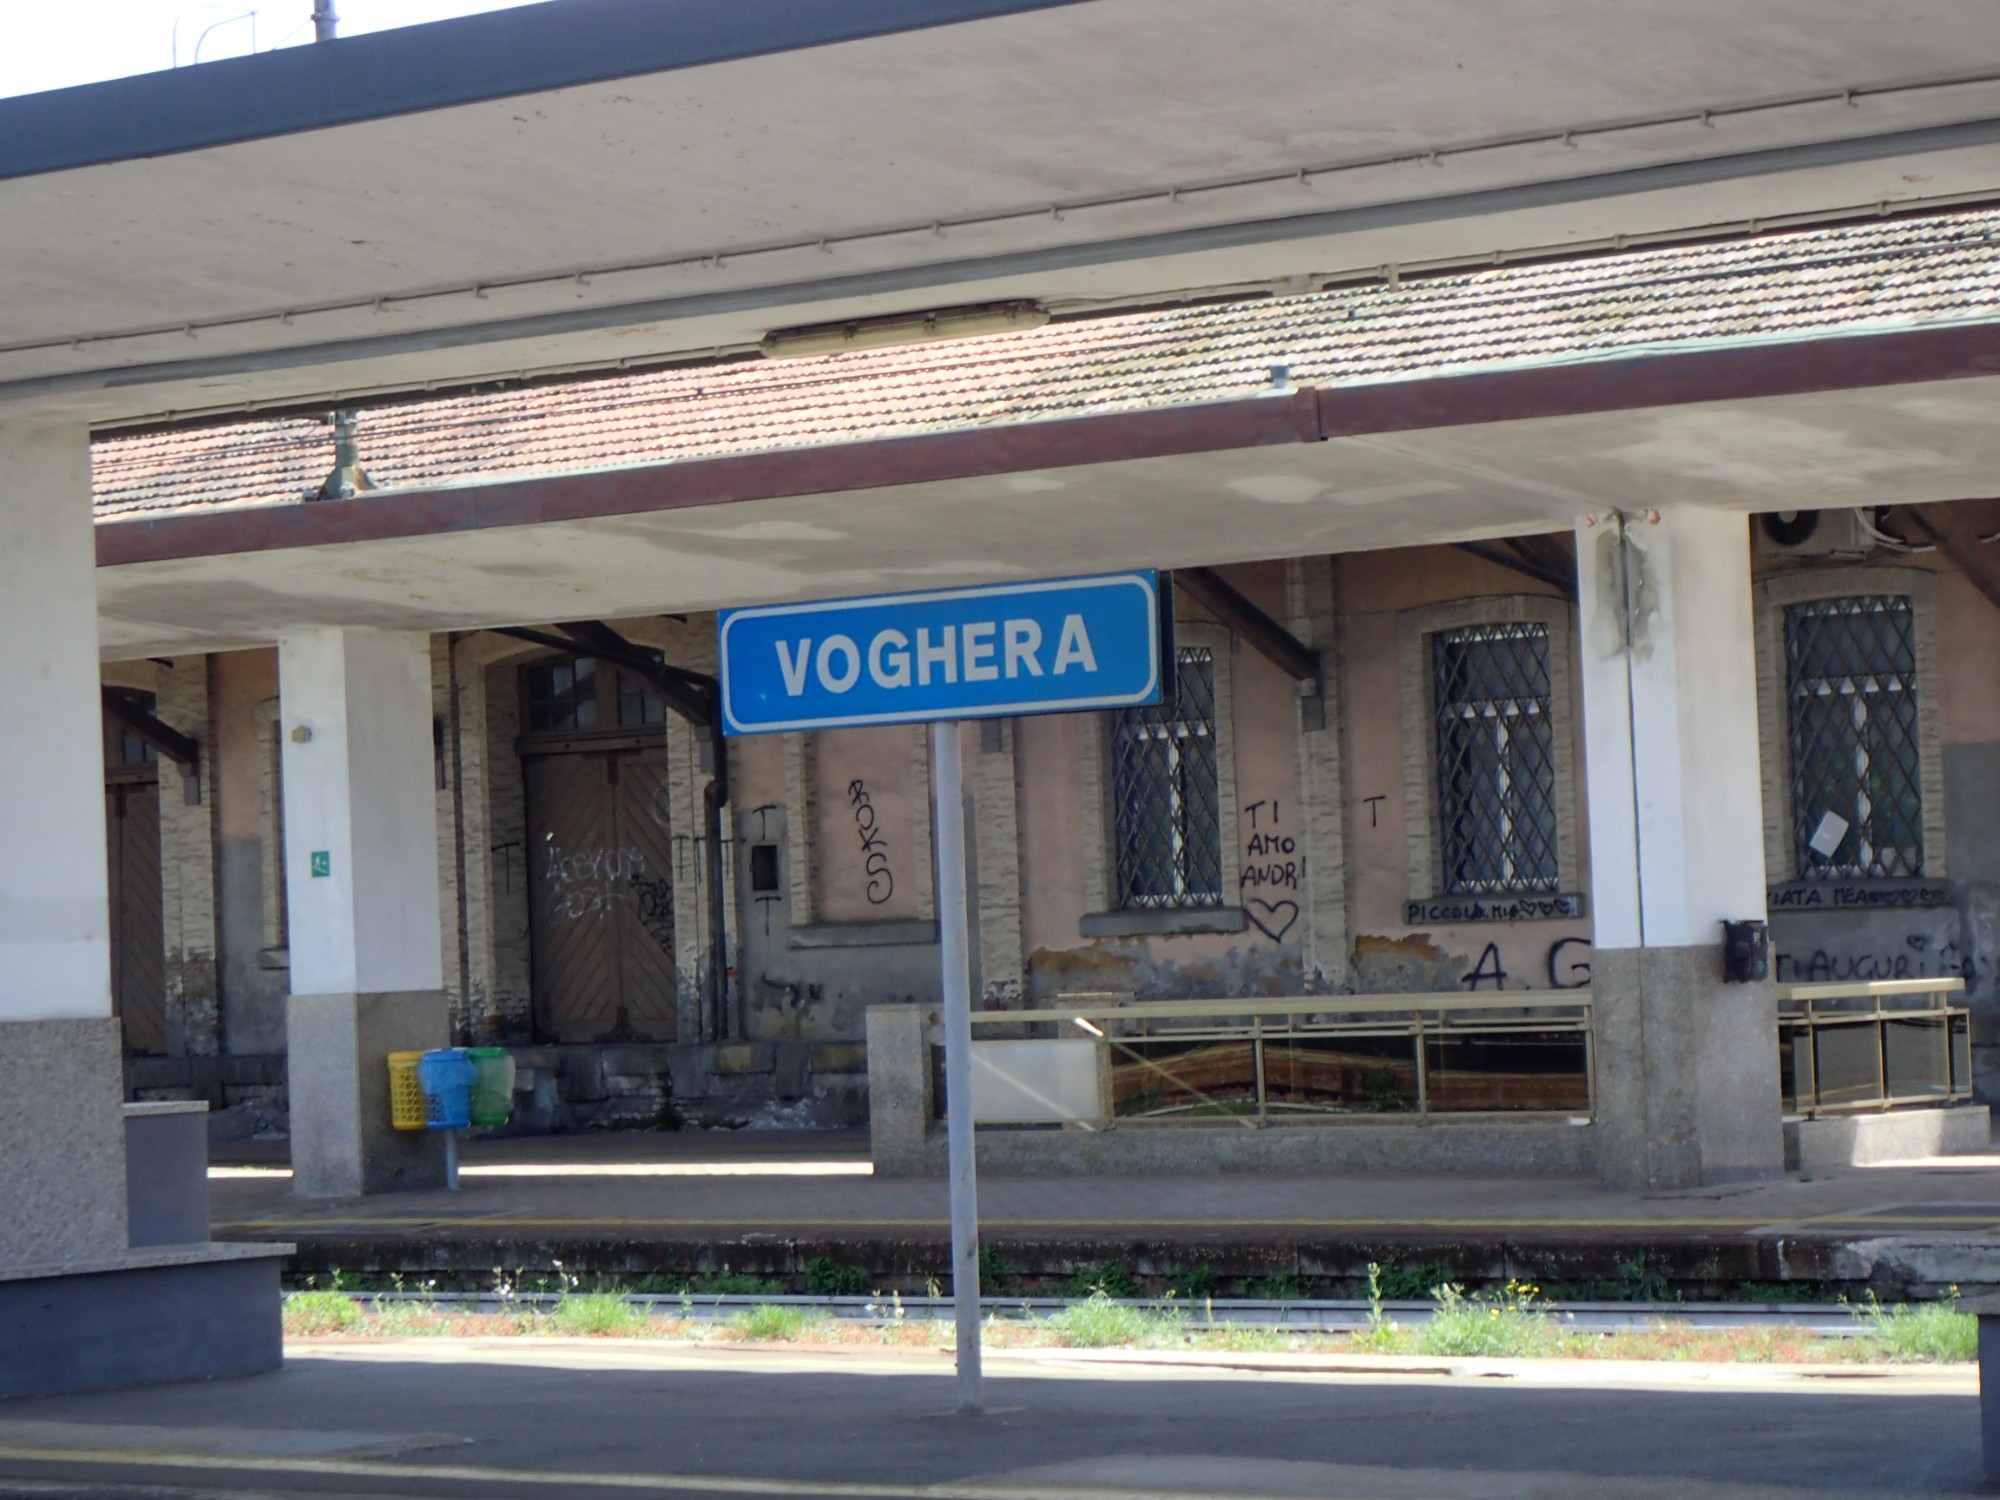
[629,876,675,954]
[1240,798,1299,942]
[1546,936,1593,989]
[1775,936,1982,985]
[542,841,646,922]
[847,779,895,906]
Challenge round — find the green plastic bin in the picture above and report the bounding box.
[467,1047,516,1127]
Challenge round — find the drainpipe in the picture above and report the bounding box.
[311,2,338,42]
[704,723,732,1041]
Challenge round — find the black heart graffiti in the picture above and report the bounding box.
[1245,898,1300,943]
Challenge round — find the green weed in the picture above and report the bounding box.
[1169,1264,1218,1301]
[1408,1281,1569,1358]
[1852,1294,1977,1363]
[1062,1262,1142,1299]
[1199,1321,1292,1353]
[977,1243,1012,1294]
[548,1292,652,1338]
[284,1290,362,1335]
[730,1305,827,1342]
[1243,1271,1312,1301]
[803,1257,873,1297]
[1370,1260,1449,1301]
[1042,1293,1177,1348]
[692,1271,786,1296]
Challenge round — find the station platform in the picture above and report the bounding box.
[209,1129,2000,1296]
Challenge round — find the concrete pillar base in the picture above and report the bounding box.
[1593,944,1784,1190]
[287,990,448,1197]
[867,1003,935,1177]
[0,1246,287,1397]
[0,1018,129,1269]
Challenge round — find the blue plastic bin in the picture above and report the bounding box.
[416,1047,477,1131]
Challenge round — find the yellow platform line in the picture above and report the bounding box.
[0,1443,1288,1500]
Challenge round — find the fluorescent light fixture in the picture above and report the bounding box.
[761,301,1047,358]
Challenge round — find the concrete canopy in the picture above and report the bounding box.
[91,330,2000,657]
[10,0,2000,426]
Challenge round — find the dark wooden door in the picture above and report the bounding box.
[525,751,678,1042]
[106,779,167,1055]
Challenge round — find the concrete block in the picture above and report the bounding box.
[564,1049,608,1103]
[713,1043,776,1076]
[810,1073,870,1128]
[774,1043,809,1099]
[809,1042,869,1075]
[604,1070,660,1099]
[218,1054,284,1087]
[0,1248,286,1398]
[126,1056,193,1091]
[1786,1104,1991,1169]
[598,1046,669,1080]
[867,1005,932,1176]
[287,990,447,1197]
[666,1046,713,1101]
[1593,944,1783,1189]
[124,1102,210,1247]
[0,1018,128,1271]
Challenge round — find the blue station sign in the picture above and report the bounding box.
[719,572,1163,735]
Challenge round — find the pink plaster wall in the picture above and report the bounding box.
[1339,544,1594,994]
[815,726,923,921]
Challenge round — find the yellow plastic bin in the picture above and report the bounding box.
[387,1051,428,1131]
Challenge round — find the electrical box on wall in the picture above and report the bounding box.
[1757,508,1874,558]
[1722,920,1769,984]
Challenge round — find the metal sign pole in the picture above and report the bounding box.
[930,718,982,1411]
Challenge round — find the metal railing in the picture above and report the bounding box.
[960,991,1593,1126]
[1778,977,1973,1119]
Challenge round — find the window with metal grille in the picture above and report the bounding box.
[1784,595,1923,879]
[1432,623,1559,895]
[1113,646,1222,909]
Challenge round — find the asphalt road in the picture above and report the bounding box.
[0,1340,1982,1499]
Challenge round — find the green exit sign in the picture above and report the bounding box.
[309,851,331,879]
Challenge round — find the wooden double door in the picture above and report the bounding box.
[106,777,167,1055]
[524,750,679,1042]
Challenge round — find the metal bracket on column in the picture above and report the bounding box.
[101,686,202,804]
[1174,567,1320,684]
[1453,535,1579,603]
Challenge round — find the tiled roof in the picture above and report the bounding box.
[92,207,2000,518]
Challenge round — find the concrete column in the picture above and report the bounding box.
[158,656,221,1059]
[971,719,1025,1009]
[1577,509,1783,1189]
[0,420,130,1267]
[866,1003,933,1175]
[279,628,448,1196]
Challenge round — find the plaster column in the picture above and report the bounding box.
[1576,509,1783,1189]
[0,420,130,1267]
[279,628,448,1196]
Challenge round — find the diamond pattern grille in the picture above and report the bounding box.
[1785,595,1923,879]
[1433,623,1559,895]
[1113,647,1222,909]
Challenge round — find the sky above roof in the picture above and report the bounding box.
[1,0,547,100]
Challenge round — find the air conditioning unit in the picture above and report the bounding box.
[1757,508,1876,557]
